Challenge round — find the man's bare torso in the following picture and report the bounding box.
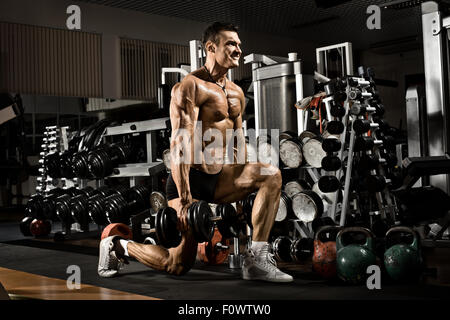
[171,68,245,174]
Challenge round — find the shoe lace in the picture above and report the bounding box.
[259,245,278,271]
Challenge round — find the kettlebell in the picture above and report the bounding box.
[384,226,423,282]
[336,227,377,284]
[312,225,341,279]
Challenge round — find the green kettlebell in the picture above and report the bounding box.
[384,226,423,282]
[336,227,377,284]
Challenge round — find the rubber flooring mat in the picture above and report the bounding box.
[1,241,450,300]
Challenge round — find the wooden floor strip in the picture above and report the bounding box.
[0,267,160,300]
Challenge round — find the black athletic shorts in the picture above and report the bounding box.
[166,167,222,202]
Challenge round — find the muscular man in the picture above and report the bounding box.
[98,22,293,283]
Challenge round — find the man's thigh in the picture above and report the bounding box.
[213,162,277,204]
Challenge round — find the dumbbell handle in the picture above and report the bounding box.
[215,242,229,251]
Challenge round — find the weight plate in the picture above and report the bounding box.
[216,203,240,238]
[312,182,337,205]
[318,175,341,193]
[280,138,303,169]
[284,180,305,198]
[290,238,314,262]
[321,137,341,153]
[279,131,297,143]
[292,190,324,223]
[275,192,290,222]
[150,191,167,213]
[299,130,316,144]
[302,137,326,168]
[273,236,293,262]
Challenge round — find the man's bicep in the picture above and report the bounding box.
[170,78,198,131]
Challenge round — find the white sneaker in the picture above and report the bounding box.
[242,244,294,283]
[98,236,127,278]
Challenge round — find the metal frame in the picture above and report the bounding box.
[421,1,450,193]
[316,42,354,77]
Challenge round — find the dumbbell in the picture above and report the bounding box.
[279,136,303,169]
[149,191,168,213]
[59,150,77,179]
[354,136,383,151]
[72,145,109,178]
[321,155,342,171]
[356,154,385,172]
[55,187,96,226]
[322,138,342,153]
[330,102,346,118]
[272,236,293,262]
[326,121,345,135]
[88,186,130,226]
[279,130,321,169]
[350,103,376,116]
[44,152,62,178]
[302,135,327,168]
[318,175,341,193]
[290,238,314,263]
[154,201,244,248]
[284,179,310,198]
[88,142,134,178]
[26,188,76,221]
[352,119,379,135]
[104,186,151,224]
[291,190,324,223]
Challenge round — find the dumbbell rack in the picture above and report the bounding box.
[35,125,100,240]
[100,117,168,187]
[100,118,169,243]
[323,73,399,228]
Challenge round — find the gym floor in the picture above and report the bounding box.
[1,214,450,300]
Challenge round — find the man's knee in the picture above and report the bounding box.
[262,165,282,190]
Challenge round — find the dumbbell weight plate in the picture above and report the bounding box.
[242,193,256,229]
[321,155,342,171]
[216,203,240,239]
[302,137,326,168]
[272,236,293,262]
[190,201,215,243]
[292,190,324,223]
[290,238,314,263]
[318,175,341,193]
[275,191,291,222]
[279,138,303,169]
[155,207,181,248]
[326,121,345,135]
[299,130,316,144]
[150,191,168,213]
[322,137,342,153]
[284,179,309,198]
[312,182,337,205]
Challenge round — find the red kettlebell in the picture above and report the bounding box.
[101,223,133,240]
[312,225,341,279]
[30,219,51,237]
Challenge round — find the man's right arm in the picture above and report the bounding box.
[169,76,198,210]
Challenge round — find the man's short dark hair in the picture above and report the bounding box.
[202,22,239,46]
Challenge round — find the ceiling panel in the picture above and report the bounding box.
[75,0,446,50]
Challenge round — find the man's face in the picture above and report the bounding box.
[212,31,242,69]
